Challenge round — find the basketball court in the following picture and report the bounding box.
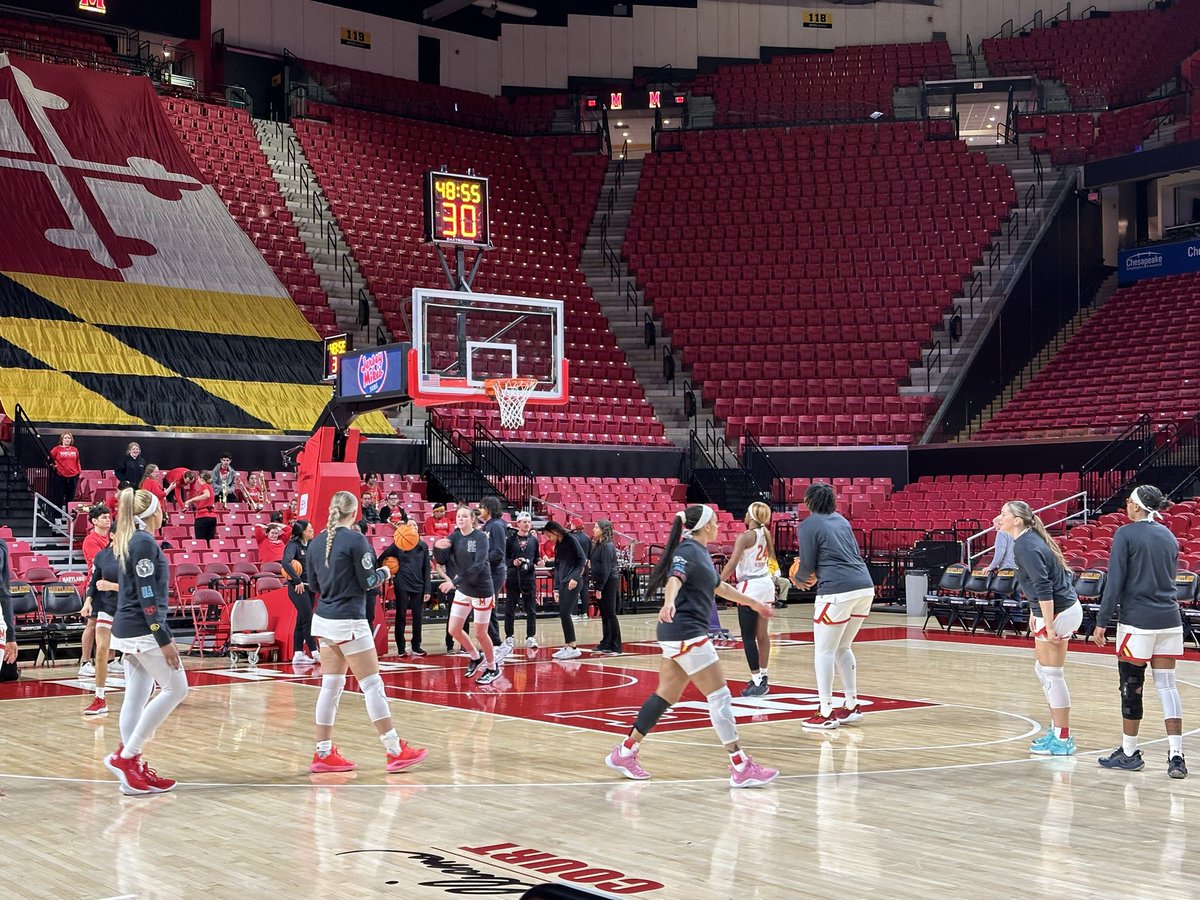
[1,610,1196,899]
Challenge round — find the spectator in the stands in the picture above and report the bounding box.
[211,453,237,506]
[282,495,299,529]
[240,471,266,512]
[139,464,166,508]
[380,492,407,527]
[48,432,81,513]
[253,520,287,566]
[164,467,194,510]
[360,491,381,525]
[113,441,145,490]
[424,502,452,540]
[361,472,383,506]
[186,471,218,540]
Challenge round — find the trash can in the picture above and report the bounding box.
[905,570,929,617]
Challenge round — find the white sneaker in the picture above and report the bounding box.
[559,646,582,660]
[504,636,515,648]
[526,636,538,650]
[78,661,95,678]
[292,652,309,665]
[493,642,512,667]
[109,659,123,674]
[552,646,570,659]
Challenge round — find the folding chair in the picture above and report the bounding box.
[1175,571,1200,648]
[923,563,969,631]
[41,583,86,666]
[979,568,1022,635]
[187,589,230,657]
[8,583,46,666]
[1075,568,1108,636]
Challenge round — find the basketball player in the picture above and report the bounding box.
[793,484,875,731]
[433,504,501,684]
[477,497,513,667]
[505,511,539,649]
[720,502,777,696]
[1092,486,1187,778]
[81,537,120,716]
[283,520,318,664]
[306,491,427,773]
[103,488,187,795]
[605,504,778,787]
[999,500,1083,756]
[377,525,431,657]
[79,504,113,679]
[542,520,585,659]
[590,519,622,654]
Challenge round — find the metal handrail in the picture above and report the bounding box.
[32,494,75,566]
[741,429,785,506]
[924,341,942,392]
[341,254,354,292]
[471,421,536,509]
[962,491,1089,565]
[12,404,50,499]
[357,286,370,329]
[643,311,657,356]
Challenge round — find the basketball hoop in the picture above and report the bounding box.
[484,377,540,429]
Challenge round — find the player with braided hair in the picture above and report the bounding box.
[306,490,427,774]
[720,501,777,696]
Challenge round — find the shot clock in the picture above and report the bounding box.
[322,333,351,383]
[423,171,490,249]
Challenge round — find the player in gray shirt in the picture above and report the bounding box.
[1091,485,1187,778]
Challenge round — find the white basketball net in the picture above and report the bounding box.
[485,377,539,429]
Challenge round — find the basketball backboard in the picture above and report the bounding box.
[408,288,568,407]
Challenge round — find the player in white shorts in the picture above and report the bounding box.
[720,501,777,697]
[999,500,1083,756]
[433,505,501,685]
[1092,485,1187,778]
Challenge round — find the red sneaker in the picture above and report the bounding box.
[83,696,108,717]
[105,751,152,795]
[801,711,840,732]
[832,704,864,725]
[138,760,177,793]
[310,747,357,773]
[386,741,429,773]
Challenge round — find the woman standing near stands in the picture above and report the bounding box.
[542,520,585,660]
[81,537,120,717]
[79,504,113,680]
[104,488,187,795]
[590,519,623,655]
[48,432,80,513]
[307,491,427,773]
[139,464,166,509]
[792,484,876,732]
[378,528,431,657]
[113,442,146,490]
[998,499,1083,756]
[433,505,500,684]
[720,502,778,697]
[1092,485,1188,778]
[282,520,318,665]
[185,471,218,540]
[505,512,540,650]
[605,504,777,787]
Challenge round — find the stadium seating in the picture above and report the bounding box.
[1023,98,1178,165]
[976,272,1200,440]
[983,3,1200,109]
[517,135,607,258]
[301,60,570,134]
[628,122,1016,446]
[163,97,337,336]
[691,42,953,125]
[0,13,121,72]
[293,105,667,444]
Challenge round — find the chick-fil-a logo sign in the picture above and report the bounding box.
[356,351,388,395]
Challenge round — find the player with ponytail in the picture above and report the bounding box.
[306,490,427,774]
[998,499,1082,756]
[605,504,779,788]
[104,488,187,795]
[720,501,777,696]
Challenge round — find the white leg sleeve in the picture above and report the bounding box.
[119,653,154,747]
[834,647,858,704]
[813,622,844,712]
[1040,665,1070,710]
[124,649,189,756]
[706,685,738,745]
[1154,669,1183,720]
[315,674,346,726]
[358,672,391,723]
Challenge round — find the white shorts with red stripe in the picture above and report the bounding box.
[736,576,776,606]
[1116,623,1184,662]
[1030,602,1083,643]
[450,591,495,625]
[659,636,720,675]
[813,588,874,626]
[312,615,375,655]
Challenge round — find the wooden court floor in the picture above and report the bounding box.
[0,607,1196,899]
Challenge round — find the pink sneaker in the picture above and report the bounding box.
[605,744,651,780]
[832,704,864,725]
[310,747,357,773]
[729,757,779,788]
[386,742,428,773]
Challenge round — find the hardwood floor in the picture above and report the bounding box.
[1,608,1196,899]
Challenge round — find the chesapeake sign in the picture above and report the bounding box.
[1118,236,1200,284]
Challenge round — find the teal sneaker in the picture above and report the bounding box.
[1032,734,1076,757]
[1029,725,1054,753]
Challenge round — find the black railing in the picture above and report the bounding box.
[471,421,536,509]
[375,324,388,346]
[741,429,785,506]
[1079,413,1161,512]
[13,405,50,499]
[682,378,698,429]
[644,312,657,356]
[924,340,942,392]
[663,343,677,394]
[357,287,370,329]
[1131,412,1200,501]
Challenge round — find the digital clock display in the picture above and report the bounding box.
[424,171,490,249]
[322,333,351,383]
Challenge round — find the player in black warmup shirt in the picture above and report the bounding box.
[605,504,779,788]
[478,496,512,668]
[306,490,427,774]
[505,512,540,650]
[433,505,500,685]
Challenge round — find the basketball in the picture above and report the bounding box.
[788,557,809,589]
[395,522,421,551]
[289,559,302,576]
[382,556,400,575]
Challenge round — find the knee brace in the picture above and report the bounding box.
[633,693,672,736]
[706,685,739,745]
[1153,668,1183,720]
[1039,665,1070,710]
[315,674,346,726]
[358,672,391,722]
[1119,660,1145,721]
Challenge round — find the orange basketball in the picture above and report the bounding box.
[788,557,809,589]
[395,522,421,552]
[382,556,401,575]
[289,559,303,576]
